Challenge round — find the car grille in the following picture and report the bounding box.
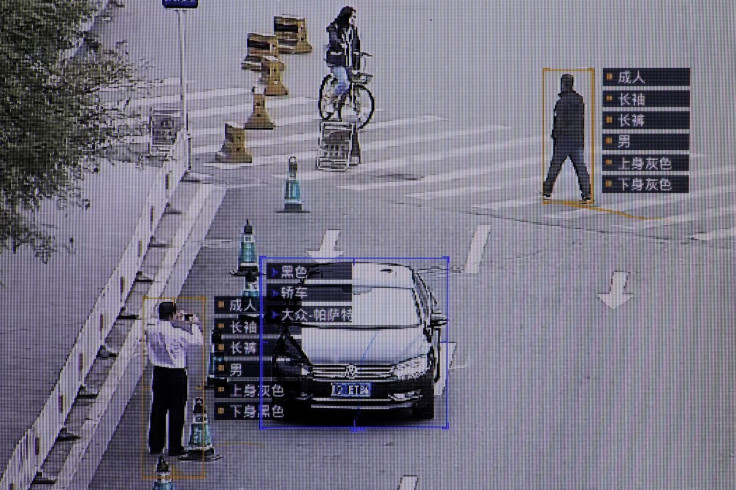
[312,364,394,380]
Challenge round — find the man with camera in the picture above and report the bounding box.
[146,301,203,456]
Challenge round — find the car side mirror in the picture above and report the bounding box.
[430,313,447,328]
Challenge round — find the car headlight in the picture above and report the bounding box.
[275,356,311,376]
[392,356,429,380]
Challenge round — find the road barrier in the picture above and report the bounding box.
[241,33,280,71]
[0,134,188,490]
[215,121,253,163]
[274,15,312,54]
[244,88,275,130]
[261,56,288,96]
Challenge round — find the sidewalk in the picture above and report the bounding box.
[0,160,164,470]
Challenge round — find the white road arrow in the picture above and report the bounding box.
[598,272,633,309]
[307,229,343,261]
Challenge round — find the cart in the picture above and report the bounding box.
[315,121,361,171]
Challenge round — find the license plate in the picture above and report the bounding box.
[330,382,371,398]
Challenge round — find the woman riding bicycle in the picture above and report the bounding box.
[325,6,361,111]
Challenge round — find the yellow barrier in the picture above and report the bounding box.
[241,33,280,71]
[215,122,253,163]
[274,15,312,54]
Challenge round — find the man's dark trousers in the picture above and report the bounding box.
[149,366,187,454]
[543,137,591,198]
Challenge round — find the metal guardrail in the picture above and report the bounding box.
[0,133,188,490]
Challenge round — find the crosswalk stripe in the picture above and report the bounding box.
[618,205,736,231]
[127,87,252,109]
[407,185,494,199]
[339,157,537,191]
[99,77,194,95]
[473,197,539,210]
[292,136,542,182]
[114,96,314,128]
[135,115,443,147]
[546,174,736,221]
[189,96,314,119]
[197,123,509,162]
[406,176,539,200]
[690,227,736,241]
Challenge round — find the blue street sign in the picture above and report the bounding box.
[162,0,198,8]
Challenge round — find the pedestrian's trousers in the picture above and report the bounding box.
[543,138,591,198]
[149,366,188,454]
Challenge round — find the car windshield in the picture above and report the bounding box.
[303,285,420,327]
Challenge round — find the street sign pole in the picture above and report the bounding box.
[176,9,191,173]
[163,0,199,180]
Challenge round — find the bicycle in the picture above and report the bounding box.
[318,52,375,130]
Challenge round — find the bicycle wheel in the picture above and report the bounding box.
[318,74,339,120]
[338,85,375,129]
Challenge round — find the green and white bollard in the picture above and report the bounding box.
[179,398,222,461]
[152,456,174,490]
[231,220,258,279]
[281,156,307,213]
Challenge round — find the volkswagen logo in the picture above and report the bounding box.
[344,364,358,379]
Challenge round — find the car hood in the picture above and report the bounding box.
[300,326,429,364]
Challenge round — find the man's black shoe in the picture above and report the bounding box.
[580,197,593,205]
[169,448,187,457]
[542,194,552,201]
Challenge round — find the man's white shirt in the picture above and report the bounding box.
[146,319,203,369]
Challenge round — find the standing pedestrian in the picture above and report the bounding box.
[325,6,361,111]
[543,74,592,204]
[146,301,203,456]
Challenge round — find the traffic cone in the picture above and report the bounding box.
[215,121,253,164]
[230,220,258,279]
[279,156,308,213]
[152,456,174,490]
[178,398,222,461]
[205,329,224,389]
[244,87,275,130]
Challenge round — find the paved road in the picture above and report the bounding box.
[54,0,736,488]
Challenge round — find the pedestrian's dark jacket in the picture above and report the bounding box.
[326,19,360,68]
[552,90,584,143]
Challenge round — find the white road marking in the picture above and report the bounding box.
[307,229,343,260]
[546,175,736,221]
[197,123,509,162]
[193,114,443,148]
[398,476,419,490]
[689,227,736,241]
[463,225,492,274]
[189,96,313,119]
[339,158,537,191]
[406,185,494,199]
[434,342,457,396]
[618,205,736,231]
[127,87,253,108]
[291,135,541,182]
[473,197,539,210]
